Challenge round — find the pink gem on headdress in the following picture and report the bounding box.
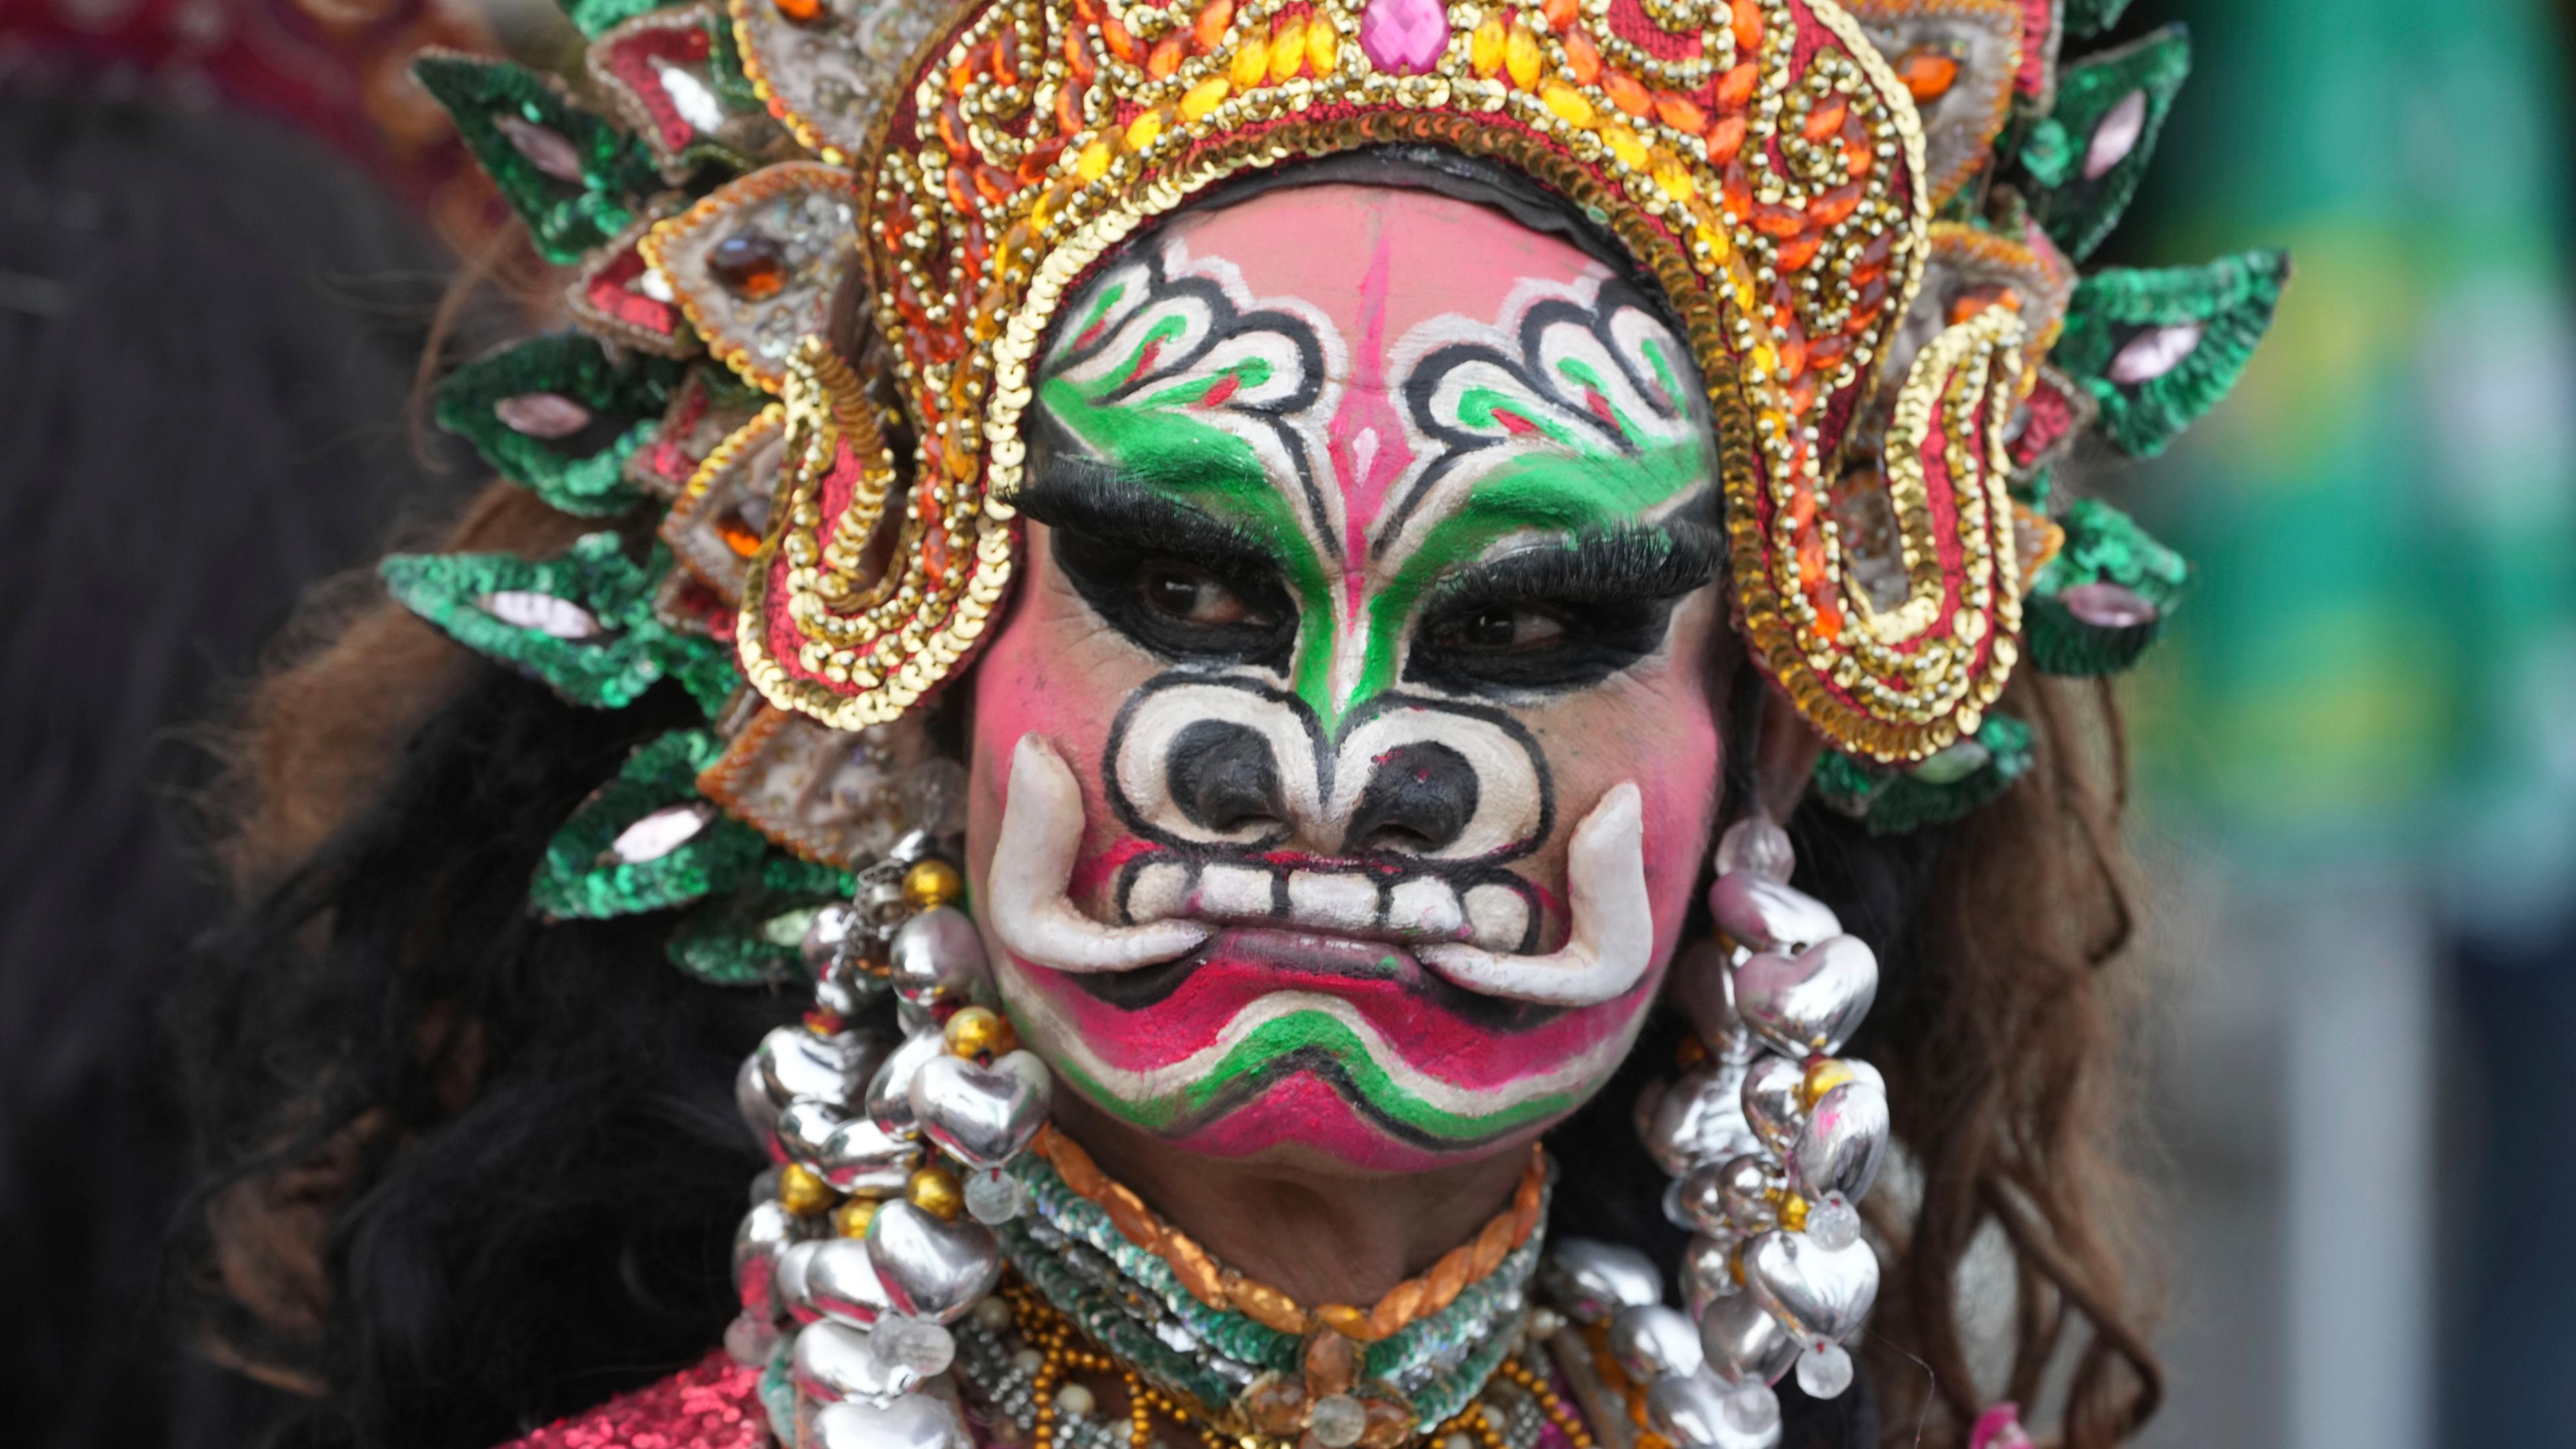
[1360,0,1449,75]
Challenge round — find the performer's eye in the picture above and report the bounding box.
[1413,594,1666,692]
[1432,605,1569,653]
[1140,561,1259,627]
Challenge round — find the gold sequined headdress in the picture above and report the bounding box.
[402,0,2277,861]
[733,0,2031,765]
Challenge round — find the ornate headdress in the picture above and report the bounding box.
[394,0,2277,1443]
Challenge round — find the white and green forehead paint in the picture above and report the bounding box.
[1032,211,1715,729]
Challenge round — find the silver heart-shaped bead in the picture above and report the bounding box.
[1732,936,1877,1058]
[1642,1059,1757,1177]
[1790,1079,1888,1204]
[777,1239,827,1326]
[735,1199,806,1319]
[806,1238,893,1328]
[910,1050,1051,1170]
[890,906,989,1012]
[761,1026,895,1114]
[867,1031,949,1139]
[808,1388,967,1449]
[801,901,864,974]
[739,1055,784,1143]
[1666,940,1756,1061]
[795,1319,921,1401]
[1737,1056,1807,1156]
[866,1200,1002,1324]
[1540,1238,1663,1324]
[1667,1160,1729,1235]
[1646,1371,1776,1448]
[778,1098,854,1171]
[1743,1229,1879,1348]
[1698,1289,1799,1387]
[1707,873,1839,955]
[1715,1152,1784,1233]
[1680,1231,1741,1317]
[820,1116,924,1195]
[1609,1303,1705,1381]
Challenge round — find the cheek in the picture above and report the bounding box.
[1523,592,1727,975]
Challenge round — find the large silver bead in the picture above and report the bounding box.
[795,1319,921,1401]
[1680,1232,1741,1316]
[761,1026,894,1114]
[777,1239,827,1326]
[1642,1059,1757,1177]
[819,1116,924,1195]
[1539,1238,1662,1324]
[889,906,989,1013]
[865,1201,1002,1324]
[1713,1152,1784,1234]
[1698,1289,1799,1386]
[1731,936,1877,1059]
[1789,1079,1888,1204]
[1737,1056,1807,1156]
[735,1199,804,1320]
[739,1055,785,1144]
[1707,873,1839,955]
[909,1050,1051,1170]
[1742,1230,1879,1349]
[808,1390,967,1449]
[1646,1371,1778,1448]
[1667,940,1757,1061]
[805,1238,893,1328]
[778,1098,854,1171]
[802,901,865,975]
[1608,1303,1705,1381]
[867,1030,949,1139]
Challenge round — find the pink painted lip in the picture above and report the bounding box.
[1019,922,1639,1089]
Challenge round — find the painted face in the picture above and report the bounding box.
[965,184,1729,1174]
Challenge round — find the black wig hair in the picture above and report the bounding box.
[0,89,482,1449]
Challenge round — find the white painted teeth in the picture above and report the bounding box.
[1417,783,1654,1007]
[1116,857,1536,955]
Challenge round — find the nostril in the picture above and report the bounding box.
[1166,719,1286,839]
[1344,742,1479,856]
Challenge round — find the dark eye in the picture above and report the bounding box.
[1411,594,1674,694]
[1437,606,1568,653]
[1140,561,1258,627]
[1049,528,1297,668]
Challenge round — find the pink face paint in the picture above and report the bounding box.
[965,184,1731,1173]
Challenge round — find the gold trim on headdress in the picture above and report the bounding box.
[731,0,2035,760]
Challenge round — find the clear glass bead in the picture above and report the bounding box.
[724,1312,779,1366]
[966,1168,1026,1224]
[1722,1380,1780,1434]
[1307,1395,1368,1448]
[1714,816,1796,883]
[876,1316,958,1377]
[1794,1342,1854,1399]
[1806,1194,1862,1252]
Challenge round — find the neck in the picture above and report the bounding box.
[1050,1093,1534,1310]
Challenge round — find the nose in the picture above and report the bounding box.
[1165,719,1287,839]
[1342,742,1479,855]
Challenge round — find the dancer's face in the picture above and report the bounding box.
[966,184,1728,1174]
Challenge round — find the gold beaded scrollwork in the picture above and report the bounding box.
[736,336,1018,729]
[1736,305,2025,756]
[733,0,2029,760]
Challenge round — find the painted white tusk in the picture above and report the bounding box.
[987,735,1210,973]
[1417,782,1654,1006]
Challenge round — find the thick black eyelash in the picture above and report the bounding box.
[1019,456,1298,667]
[1419,523,1721,617]
[1012,456,1277,573]
[1403,525,1717,694]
